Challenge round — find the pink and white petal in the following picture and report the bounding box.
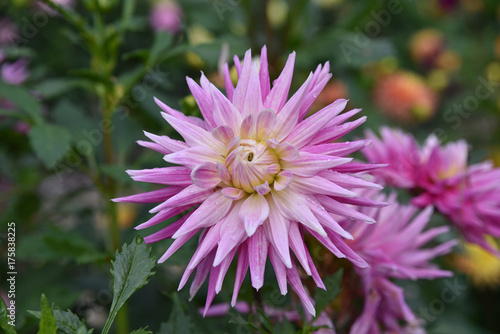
[210,84,243,131]
[240,114,255,139]
[291,176,357,198]
[172,191,233,238]
[281,153,352,177]
[273,171,293,191]
[286,260,316,317]
[137,140,169,154]
[216,162,232,185]
[221,187,245,200]
[263,200,292,268]
[212,125,235,145]
[149,184,213,213]
[272,189,327,237]
[272,73,313,141]
[247,227,268,290]
[113,186,183,204]
[320,170,383,190]
[215,247,238,294]
[135,205,191,230]
[187,223,222,270]
[162,113,225,152]
[254,181,271,196]
[186,78,217,129]
[305,248,326,290]
[301,140,368,157]
[191,162,221,189]
[306,195,353,239]
[164,145,225,170]
[288,221,312,275]
[268,247,288,295]
[275,142,299,161]
[203,265,221,317]
[316,195,376,223]
[143,131,189,153]
[213,203,247,266]
[255,109,277,140]
[154,96,205,129]
[232,50,253,113]
[144,212,192,243]
[231,243,249,307]
[187,251,215,299]
[128,167,193,186]
[240,193,270,236]
[285,99,347,148]
[242,61,264,117]
[264,51,296,112]
[309,116,366,145]
[259,46,271,101]
[223,63,234,101]
[158,227,200,263]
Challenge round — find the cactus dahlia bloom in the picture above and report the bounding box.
[362,128,500,257]
[345,192,457,334]
[114,47,384,316]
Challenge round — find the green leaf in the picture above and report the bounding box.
[28,124,73,168]
[38,294,57,334]
[34,79,89,99]
[52,99,98,148]
[101,236,156,334]
[147,31,173,66]
[314,269,343,317]
[0,79,43,124]
[0,297,16,334]
[30,309,93,334]
[157,293,193,334]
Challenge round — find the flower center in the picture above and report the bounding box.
[226,139,281,193]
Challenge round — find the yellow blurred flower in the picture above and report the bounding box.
[454,238,500,288]
[117,203,138,229]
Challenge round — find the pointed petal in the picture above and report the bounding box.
[231,244,249,306]
[255,109,277,140]
[113,186,183,204]
[240,193,270,236]
[149,184,213,213]
[247,228,268,290]
[191,162,221,189]
[264,52,295,112]
[263,200,292,268]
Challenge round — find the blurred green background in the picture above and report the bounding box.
[0,0,499,333]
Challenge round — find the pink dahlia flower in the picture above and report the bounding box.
[346,192,456,333]
[150,1,183,34]
[114,47,384,316]
[362,128,500,256]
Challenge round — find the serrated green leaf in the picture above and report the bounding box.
[39,294,57,334]
[28,123,73,168]
[31,308,93,334]
[314,269,343,318]
[0,79,43,124]
[52,309,93,334]
[101,236,155,334]
[0,297,16,334]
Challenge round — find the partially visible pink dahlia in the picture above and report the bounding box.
[345,192,456,333]
[362,127,500,256]
[115,47,385,316]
